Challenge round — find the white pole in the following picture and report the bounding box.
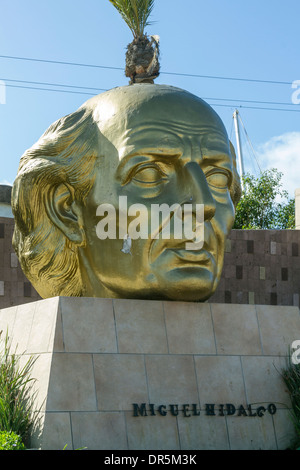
[233,110,245,191]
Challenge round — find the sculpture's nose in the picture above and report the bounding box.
[184,161,216,221]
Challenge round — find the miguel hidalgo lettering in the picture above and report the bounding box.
[12,84,241,301]
[132,402,277,418]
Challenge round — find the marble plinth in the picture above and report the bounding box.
[0,297,299,450]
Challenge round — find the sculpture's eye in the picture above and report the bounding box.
[132,164,167,185]
[206,171,229,189]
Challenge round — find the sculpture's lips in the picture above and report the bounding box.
[150,230,218,266]
[169,248,214,264]
[149,219,218,268]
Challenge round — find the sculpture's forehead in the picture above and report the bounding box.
[87,85,229,156]
[91,86,221,127]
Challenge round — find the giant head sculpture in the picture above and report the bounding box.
[12,84,241,301]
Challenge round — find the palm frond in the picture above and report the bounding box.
[109,0,155,38]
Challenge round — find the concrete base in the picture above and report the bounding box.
[1,297,300,450]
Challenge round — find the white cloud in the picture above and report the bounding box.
[0,180,13,186]
[254,132,300,199]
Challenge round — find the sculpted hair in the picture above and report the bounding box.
[12,107,100,297]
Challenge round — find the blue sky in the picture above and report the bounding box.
[0,0,299,197]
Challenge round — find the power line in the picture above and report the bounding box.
[2,77,106,93]
[210,103,300,113]
[163,71,291,86]
[1,77,296,107]
[3,81,300,113]
[237,112,262,173]
[0,54,123,72]
[202,96,296,107]
[0,54,294,86]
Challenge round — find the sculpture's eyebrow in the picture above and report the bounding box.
[202,152,233,167]
[116,150,182,180]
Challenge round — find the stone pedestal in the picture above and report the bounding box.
[0,297,299,450]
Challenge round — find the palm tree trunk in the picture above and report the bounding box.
[125,34,160,84]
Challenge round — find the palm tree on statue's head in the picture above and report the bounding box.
[109,0,160,84]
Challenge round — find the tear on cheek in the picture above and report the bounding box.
[121,234,132,255]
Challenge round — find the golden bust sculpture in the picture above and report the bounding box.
[12,84,241,301]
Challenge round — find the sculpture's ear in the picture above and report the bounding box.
[45,183,86,245]
[229,140,237,167]
[229,140,242,206]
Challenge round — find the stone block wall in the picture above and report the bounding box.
[0,216,299,308]
[0,217,40,309]
[209,229,300,307]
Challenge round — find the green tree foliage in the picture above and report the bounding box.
[281,354,300,449]
[0,331,38,447]
[233,168,295,229]
[109,0,155,39]
[109,0,159,84]
[0,430,26,450]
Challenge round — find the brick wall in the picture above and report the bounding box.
[0,217,40,308]
[209,229,300,307]
[0,216,299,309]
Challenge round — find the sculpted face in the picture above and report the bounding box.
[77,85,236,301]
[12,84,240,301]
